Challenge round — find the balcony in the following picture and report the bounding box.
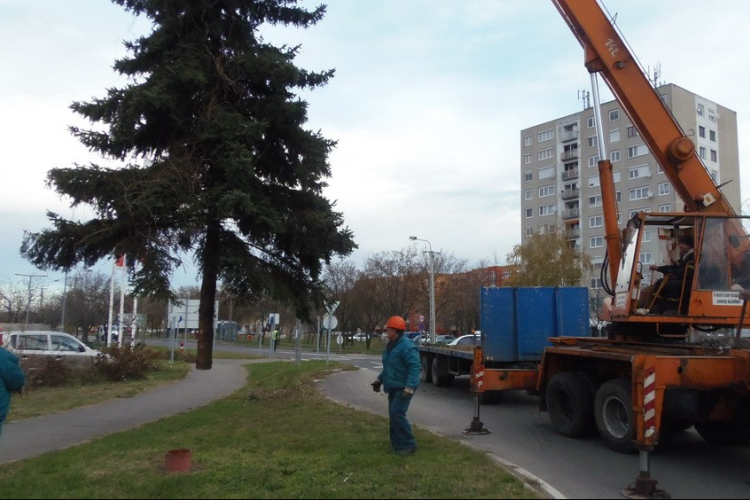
[567,227,581,238]
[561,169,579,181]
[561,150,579,162]
[562,208,580,220]
[561,188,580,200]
[561,130,579,142]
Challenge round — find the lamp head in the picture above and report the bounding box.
[409,236,417,241]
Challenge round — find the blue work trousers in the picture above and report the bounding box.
[387,390,416,452]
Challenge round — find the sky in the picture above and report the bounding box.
[3,0,750,293]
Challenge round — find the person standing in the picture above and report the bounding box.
[0,343,26,448]
[371,315,421,455]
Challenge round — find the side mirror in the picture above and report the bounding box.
[79,346,86,353]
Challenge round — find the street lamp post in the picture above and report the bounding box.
[409,236,436,345]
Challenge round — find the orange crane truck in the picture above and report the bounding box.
[420,1,750,497]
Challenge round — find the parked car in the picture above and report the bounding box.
[405,332,422,341]
[1,331,102,363]
[447,334,482,347]
[435,335,456,344]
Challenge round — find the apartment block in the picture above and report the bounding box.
[519,83,740,297]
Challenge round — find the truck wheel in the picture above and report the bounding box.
[695,422,750,446]
[594,378,636,453]
[546,372,595,437]
[431,357,455,387]
[420,356,433,384]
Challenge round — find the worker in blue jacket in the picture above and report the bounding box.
[371,316,421,455]
[0,341,25,448]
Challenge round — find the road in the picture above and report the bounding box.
[154,339,750,499]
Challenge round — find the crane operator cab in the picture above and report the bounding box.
[602,211,750,340]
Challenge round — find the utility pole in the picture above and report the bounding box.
[15,273,47,331]
[409,236,438,345]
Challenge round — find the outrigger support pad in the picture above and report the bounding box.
[622,449,670,499]
[462,392,491,435]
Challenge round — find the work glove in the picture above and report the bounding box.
[402,387,414,398]
[371,380,382,393]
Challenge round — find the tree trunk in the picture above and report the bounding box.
[196,219,221,370]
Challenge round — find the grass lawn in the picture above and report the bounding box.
[0,358,542,499]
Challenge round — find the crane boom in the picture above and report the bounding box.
[550,0,735,215]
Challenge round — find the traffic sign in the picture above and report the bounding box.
[322,314,338,330]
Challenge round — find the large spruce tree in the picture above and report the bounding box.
[21,0,356,369]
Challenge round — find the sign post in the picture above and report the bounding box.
[324,301,340,364]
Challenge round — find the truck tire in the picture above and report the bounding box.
[546,372,595,438]
[420,355,433,384]
[594,378,636,453]
[431,357,455,387]
[695,422,750,446]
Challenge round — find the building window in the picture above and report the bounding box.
[539,204,556,216]
[628,165,650,179]
[697,103,704,116]
[524,135,533,147]
[525,226,534,237]
[629,186,651,201]
[711,170,719,182]
[609,109,619,121]
[524,189,533,200]
[616,191,622,202]
[524,171,533,182]
[588,155,600,167]
[629,207,651,218]
[589,195,602,207]
[609,129,620,142]
[588,176,600,188]
[538,148,554,161]
[699,147,706,159]
[525,208,533,218]
[538,129,554,142]
[613,171,621,183]
[538,166,555,179]
[710,150,717,162]
[587,116,595,128]
[539,185,555,197]
[610,149,620,162]
[699,126,706,138]
[659,204,671,212]
[627,144,648,158]
[524,153,532,164]
[591,277,603,289]
[709,130,716,142]
[643,229,652,243]
[590,215,603,228]
[627,126,638,138]
[590,236,604,248]
[639,252,654,265]
[708,109,716,122]
[588,136,598,148]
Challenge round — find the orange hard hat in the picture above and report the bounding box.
[386,316,406,331]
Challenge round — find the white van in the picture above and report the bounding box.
[1,331,102,363]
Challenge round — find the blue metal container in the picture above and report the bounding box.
[480,287,517,362]
[480,287,591,363]
[516,287,557,361]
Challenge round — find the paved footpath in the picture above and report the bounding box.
[0,359,250,464]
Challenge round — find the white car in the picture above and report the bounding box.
[447,334,482,347]
[1,331,102,363]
